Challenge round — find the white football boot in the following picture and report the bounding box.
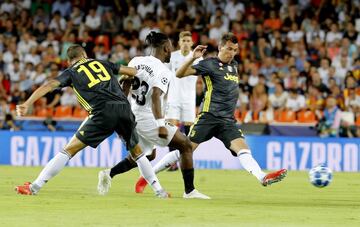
[183,189,211,199]
[97,169,112,195]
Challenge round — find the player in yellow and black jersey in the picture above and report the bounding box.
[14,44,169,198]
[176,33,287,191]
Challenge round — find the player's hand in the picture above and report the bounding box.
[16,103,29,117]
[158,126,168,139]
[192,45,207,59]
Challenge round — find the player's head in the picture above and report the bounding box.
[218,33,238,63]
[67,44,87,63]
[178,31,193,53]
[145,31,173,63]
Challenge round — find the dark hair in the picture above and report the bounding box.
[219,33,238,46]
[67,44,85,61]
[145,31,169,48]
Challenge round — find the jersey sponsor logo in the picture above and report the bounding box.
[224,73,239,83]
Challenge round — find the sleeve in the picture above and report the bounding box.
[191,58,209,76]
[103,61,121,75]
[56,70,72,88]
[153,70,170,93]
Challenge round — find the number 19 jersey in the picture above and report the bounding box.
[128,56,171,120]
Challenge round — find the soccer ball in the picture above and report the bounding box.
[309,164,333,188]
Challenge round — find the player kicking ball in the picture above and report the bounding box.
[135,33,287,195]
[97,32,209,199]
[14,45,169,198]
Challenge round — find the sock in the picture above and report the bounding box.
[238,150,266,182]
[31,150,71,193]
[184,125,191,136]
[110,158,137,178]
[181,168,195,194]
[168,146,176,152]
[136,155,162,193]
[153,150,180,173]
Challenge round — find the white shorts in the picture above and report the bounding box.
[136,119,178,156]
[165,102,196,123]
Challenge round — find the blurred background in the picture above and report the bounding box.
[0,0,359,171]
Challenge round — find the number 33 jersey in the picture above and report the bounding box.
[128,56,171,119]
[56,58,128,114]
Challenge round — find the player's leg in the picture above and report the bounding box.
[166,104,181,171]
[219,125,287,186]
[181,101,197,136]
[99,103,168,197]
[108,134,156,179]
[15,135,87,195]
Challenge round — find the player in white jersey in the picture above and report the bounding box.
[166,31,199,132]
[165,31,200,171]
[97,32,209,199]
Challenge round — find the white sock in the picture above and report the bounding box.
[136,155,163,193]
[238,150,266,182]
[153,150,180,173]
[31,150,71,193]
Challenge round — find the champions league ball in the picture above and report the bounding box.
[309,164,333,188]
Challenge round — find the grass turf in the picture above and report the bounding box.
[1,166,359,227]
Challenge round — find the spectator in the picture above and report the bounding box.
[269,82,287,110]
[51,0,72,18]
[224,0,245,21]
[137,0,155,19]
[208,17,228,44]
[84,8,101,35]
[317,96,342,137]
[285,88,306,112]
[60,87,77,107]
[123,6,141,31]
[49,11,67,34]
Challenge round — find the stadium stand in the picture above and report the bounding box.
[0,0,358,137]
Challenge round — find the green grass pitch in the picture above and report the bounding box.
[1,166,360,226]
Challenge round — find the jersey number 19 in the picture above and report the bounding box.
[77,61,111,88]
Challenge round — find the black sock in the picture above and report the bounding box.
[110,158,137,178]
[181,168,195,194]
[184,125,191,136]
[169,146,177,152]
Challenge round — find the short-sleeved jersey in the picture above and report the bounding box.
[56,58,128,114]
[192,57,239,119]
[128,56,171,118]
[167,50,200,104]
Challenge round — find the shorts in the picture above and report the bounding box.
[189,112,244,151]
[166,102,196,123]
[136,118,178,156]
[76,102,138,150]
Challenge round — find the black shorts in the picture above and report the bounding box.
[189,112,244,151]
[76,102,138,150]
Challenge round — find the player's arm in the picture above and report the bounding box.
[16,79,60,116]
[152,87,167,139]
[176,45,207,78]
[119,66,137,77]
[119,75,132,97]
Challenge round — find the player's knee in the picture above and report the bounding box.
[180,137,193,154]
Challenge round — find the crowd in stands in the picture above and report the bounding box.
[0,0,359,137]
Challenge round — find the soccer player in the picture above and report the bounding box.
[135,33,287,195]
[166,31,199,137]
[97,32,209,199]
[165,31,200,171]
[14,44,169,198]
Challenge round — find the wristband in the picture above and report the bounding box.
[156,119,165,127]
